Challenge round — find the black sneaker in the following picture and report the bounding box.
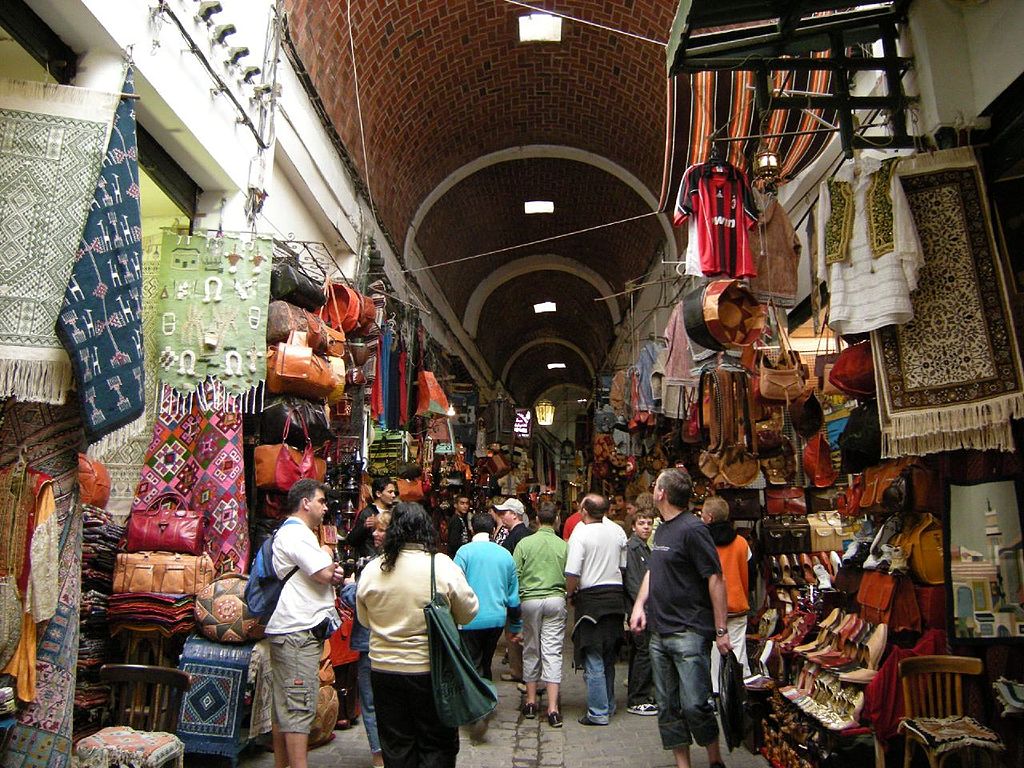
[547,711,563,728]
[577,715,608,726]
[522,702,538,719]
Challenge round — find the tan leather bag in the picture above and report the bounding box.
[267,300,346,357]
[113,551,215,595]
[266,343,340,401]
[894,512,944,585]
[861,458,938,513]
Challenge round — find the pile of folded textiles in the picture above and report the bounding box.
[81,505,125,592]
[107,593,197,636]
[72,681,111,742]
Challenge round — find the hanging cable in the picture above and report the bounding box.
[346,0,376,217]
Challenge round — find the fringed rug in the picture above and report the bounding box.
[57,70,145,458]
[872,147,1024,457]
[0,401,83,768]
[0,78,118,404]
[156,230,272,405]
[177,635,254,758]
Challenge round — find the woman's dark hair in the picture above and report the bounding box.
[372,476,395,497]
[380,502,437,572]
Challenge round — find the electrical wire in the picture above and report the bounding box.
[346,0,375,218]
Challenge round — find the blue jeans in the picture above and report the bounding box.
[357,652,380,754]
[649,631,719,749]
[583,647,617,723]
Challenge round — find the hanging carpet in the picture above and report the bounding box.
[0,401,84,768]
[872,147,1024,456]
[57,70,145,458]
[0,79,118,404]
[156,230,272,406]
[176,635,254,758]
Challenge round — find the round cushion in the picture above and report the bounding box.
[194,574,264,643]
[78,453,111,509]
[308,685,339,748]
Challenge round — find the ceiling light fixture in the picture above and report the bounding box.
[536,399,555,426]
[446,404,456,417]
[547,362,566,370]
[518,13,562,43]
[533,301,556,313]
[524,200,554,214]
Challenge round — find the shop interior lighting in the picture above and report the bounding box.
[577,398,588,403]
[533,301,557,313]
[536,399,556,426]
[524,200,554,214]
[547,362,566,370]
[446,404,456,417]
[518,13,562,43]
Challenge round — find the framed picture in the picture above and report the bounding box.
[945,478,1024,642]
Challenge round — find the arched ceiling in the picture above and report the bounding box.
[284,0,681,400]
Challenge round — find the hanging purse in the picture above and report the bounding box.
[397,477,425,502]
[828,340,875,398]
[789,391,824,439]
[254,417,327,491]
[261,396,332,448]
[765,486,807,516]
[683,279,765,350]
[416,370,450,416]
[838,399,882,473]
[758,305,806,403]
[267,300,345,357]
[894,512,944,585]
[266,342,341,401]
[717,488,762,520]
[807,511,846,551]
[803,433,838,488]
[761,516,811,555]
[125,492,207,555]
[270,261,327,311]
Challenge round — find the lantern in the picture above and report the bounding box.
[753,144,781,182]
[535,399,555,426]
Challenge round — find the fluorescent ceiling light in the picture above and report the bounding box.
[524,200,554,214]
[518,13,562,43]
[547,362,566,370]
[577,398,588,403]
[533,301,557,313]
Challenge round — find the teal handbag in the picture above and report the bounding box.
[424,554,498,727]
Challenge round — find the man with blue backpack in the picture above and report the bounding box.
[247,478,343,768]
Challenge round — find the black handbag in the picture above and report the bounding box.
[761,516,811,554]
[838,399,882,474]
[260,396,332,448]
[271,261,327,311]
[717,488,762,521]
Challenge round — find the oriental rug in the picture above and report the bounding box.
[0,78,118,404]
[57,70,145,457]
[176,635,253,758]
[156,230,272,403]
[0,401,83,768]
[872,147,1024,457]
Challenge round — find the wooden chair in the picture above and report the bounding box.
[75,664,191,768]
[898,655,1004,768]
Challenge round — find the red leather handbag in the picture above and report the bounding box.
[827,340,875,398]
[803,433,838,488]
[765,487,807,516]
[125,492,207,555]
[254,417,327,491]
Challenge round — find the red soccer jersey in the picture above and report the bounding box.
[674,161,759,279]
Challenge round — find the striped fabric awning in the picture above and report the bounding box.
[658,64,837,212]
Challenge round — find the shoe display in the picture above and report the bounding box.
[547,711,563,728]
[626,703,658,715]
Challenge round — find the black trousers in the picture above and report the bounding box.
[370,669,458,768]
[459,626,503,680]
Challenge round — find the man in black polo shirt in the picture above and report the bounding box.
[629,468,731,768]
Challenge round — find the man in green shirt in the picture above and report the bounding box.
[513,501,569,728]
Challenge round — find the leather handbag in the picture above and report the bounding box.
[894,512,944,585]
[857,570,896,625]
[758,309,806,403]
[717,488,762,520]
[790,392,824,439]
[113,551,215,595]
[807,512,845,551]
[765,486,806,516]
[397,477,425,502]
[347,340,373,366]
[346,351,367,385]
[803,433,838,488]
[266,342,341,401]
[125,493,207,555]
[860,458,938,514]
[827,340,875,398]
[416,370,450,416]
[195,573,265,643]
[261,396,332,448]
[762,516,811,554]
[254,419,327,491]
[267,300,345,357]
[326,356,346,404]
[320,281,364,333]
[838,399,882,473]
[270,262,327,311]
[78,452,111,509]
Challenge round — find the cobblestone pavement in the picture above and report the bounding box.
[233,640,765,768]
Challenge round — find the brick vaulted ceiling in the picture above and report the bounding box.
[284,0,680,401]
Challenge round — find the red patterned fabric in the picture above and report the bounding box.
[132,385,249,574]
[76,726,183,767]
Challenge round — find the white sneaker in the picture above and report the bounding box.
[627,703,659,716]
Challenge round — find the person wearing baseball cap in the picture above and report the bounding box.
[493,497,533,684]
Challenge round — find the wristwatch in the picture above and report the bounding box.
[715,627,728,637]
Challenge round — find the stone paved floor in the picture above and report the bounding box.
[232,640,765,768]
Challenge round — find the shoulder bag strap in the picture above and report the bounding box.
[430,552,437,600]
[274,518,304,582]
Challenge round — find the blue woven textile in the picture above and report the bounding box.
[177,635,254,758]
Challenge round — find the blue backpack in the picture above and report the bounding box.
[245,519,303,621]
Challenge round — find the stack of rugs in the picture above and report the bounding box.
[73,506,125,741]
[107,593,197,636]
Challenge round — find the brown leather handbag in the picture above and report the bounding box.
[860,458,938,514]
[268,301,347,357]
[857,570,896,625]
[266,342,340,401]
[894,512,944,585]
[765,486,806,516]
[254,418,327,491]
[125,492,207,555]
[112,551,215,595]
[803,433,838,488]
[758,310,806,403]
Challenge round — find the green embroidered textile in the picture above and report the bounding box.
[824,178,855,265]
[866,158,898,258]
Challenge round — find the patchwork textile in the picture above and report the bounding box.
[57,71,145,457]
[131,383,249,574]
[107,593,196,637]
[156,230,272,403]
[176,635,253,757]
[75,726,183,768]
[0,78,118,404]
[0,401,84,768]
[872,147,1024,456]
[900,716,1004,755]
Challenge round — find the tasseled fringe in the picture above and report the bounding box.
[0,357,72,405]
[86,411,147,460]
[881,393,1024,457]
[160,379,265,417]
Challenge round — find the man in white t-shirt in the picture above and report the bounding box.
[266,478,344,768]
[565,493,627,725]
